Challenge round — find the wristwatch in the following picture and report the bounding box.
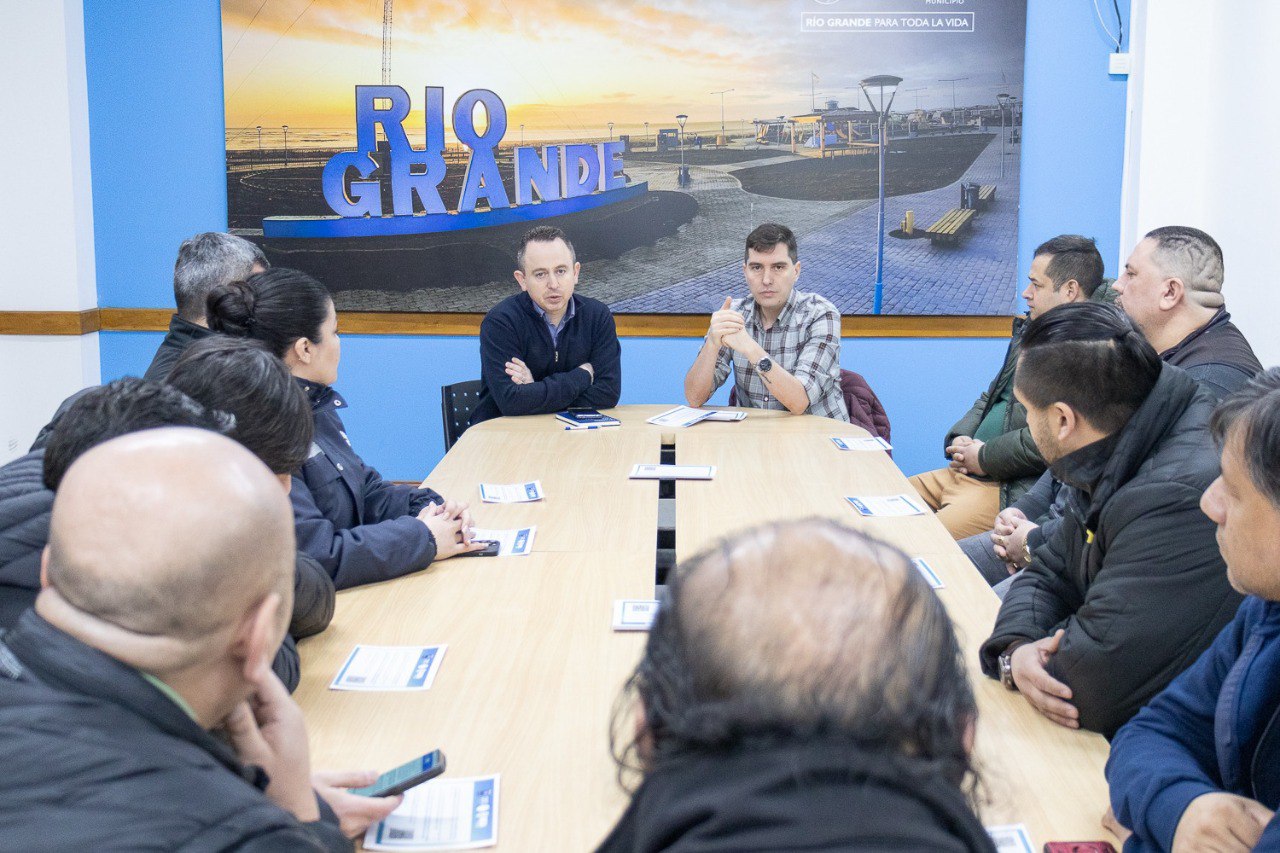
[998,649,1019,691]
[755,356,773,374]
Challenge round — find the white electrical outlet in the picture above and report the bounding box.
[1109,53,1132,75]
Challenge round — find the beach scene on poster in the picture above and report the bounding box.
[222,0,1026,315]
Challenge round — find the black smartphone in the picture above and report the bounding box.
[457,540,500,557]
[349,749,446,797]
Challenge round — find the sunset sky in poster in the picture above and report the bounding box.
[223,0,1025,135]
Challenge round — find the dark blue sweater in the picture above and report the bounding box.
[1108,596,1280,851]
[470,292,621,425]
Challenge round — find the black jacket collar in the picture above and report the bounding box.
[1159,307,1229,362]
[596,737,993,853]
[1050,364,1200,515]
[1,610,266,790]
[166,314,213,345]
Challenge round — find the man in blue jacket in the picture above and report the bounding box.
[469,226,621,425]
[1108,368,1280,852]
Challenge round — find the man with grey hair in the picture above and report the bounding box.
[1113,225,1260,399]
[598,519,993,851]
[143,232,269,382]
[0,429,398,847]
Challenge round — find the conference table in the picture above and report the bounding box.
[295,405,1111,851]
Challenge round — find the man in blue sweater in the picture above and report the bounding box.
[469,226,621,425]
[1107,368,1280,852]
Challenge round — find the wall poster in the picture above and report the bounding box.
[222,0,1026,316]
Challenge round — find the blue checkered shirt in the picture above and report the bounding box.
[712,289,849,421]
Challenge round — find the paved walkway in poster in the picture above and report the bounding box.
[610,129,1020,315]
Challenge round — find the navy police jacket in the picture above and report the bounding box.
[1109,597,1280,851]
[470,291,621,425]
[292,380,443,590]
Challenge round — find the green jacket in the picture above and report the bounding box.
[945,284,1118,509]
[946,316,1042,508]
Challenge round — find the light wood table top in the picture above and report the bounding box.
[297,405,1110,851]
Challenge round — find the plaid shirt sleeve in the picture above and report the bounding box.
[791,304,842,405]
[711,336,733,390]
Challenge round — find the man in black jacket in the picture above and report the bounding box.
[599,519,993,853]
[965,227,1261,590]
[910,235,1104,539]
[0,429,396,849]
[143,231,268,382]
[979,303,1241,738]
[470,225,621,425]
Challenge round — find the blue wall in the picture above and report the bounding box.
[84,0,1128,482]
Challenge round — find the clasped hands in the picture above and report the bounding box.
[417,499,486,558]
[991,507,1039,573]
[945,435,987,477]
[1010,629,1080,729]
[709,297,755,353]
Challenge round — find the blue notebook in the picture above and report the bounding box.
[555,409,621,428]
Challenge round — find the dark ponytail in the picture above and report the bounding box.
[206,268,332,359]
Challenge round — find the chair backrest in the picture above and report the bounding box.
[730,371,891,446]
[441,380,484,452]
[840,369,892,445]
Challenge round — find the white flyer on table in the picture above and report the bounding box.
[330,644,447,692]
[985,824,1034,853]
[613,599,660,631]
[470,527,536,557]
[478,481,543,503]
[365,775,500,851]
[912,558,945,589]
[629,464,716,480]
[844,494,928,517]
[646,405,715,428]
[831,435,892,451]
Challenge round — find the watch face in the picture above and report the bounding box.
[757,357,773,373]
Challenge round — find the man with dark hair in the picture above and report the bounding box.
[979,302,1241,738]
[911,235,1105,539]
[1105,368,1280,850]
[966,227,1262,589]
[470,225,621,425]
[684,223,849,420]
[0,379,230,627]
[598,518,993,852]
[1113,225,1261,399]
[1107,369,1280,852]
[0,430,398,849]
[143,231,269,382]
[0,361,332,690]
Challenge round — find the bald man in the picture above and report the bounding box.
[597,519,993,852]
[0,429,395,849]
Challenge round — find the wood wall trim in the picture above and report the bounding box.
[1,308,1013,339]
[0,310,100,336]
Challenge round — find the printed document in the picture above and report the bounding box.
[470,526,536,557]
[831,436,892,451]
[330,645,447,691]
[629,464,715,480]
[912,558,945,589]
[478,481,543,503]
[613,599,660,631]
[365,775,500,850]
[985,824,1034,853]
[844,494,928,517]
[646,406,715,428]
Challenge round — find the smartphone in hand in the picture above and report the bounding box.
[349,750,446,797]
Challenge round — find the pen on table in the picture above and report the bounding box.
[565,424,602,430]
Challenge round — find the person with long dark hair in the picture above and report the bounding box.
[600,518,993,852]
[207,268,484,589]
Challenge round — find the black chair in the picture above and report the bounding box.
[441,380,484,451]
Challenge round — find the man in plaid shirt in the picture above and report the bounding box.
[684,223,849,422]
